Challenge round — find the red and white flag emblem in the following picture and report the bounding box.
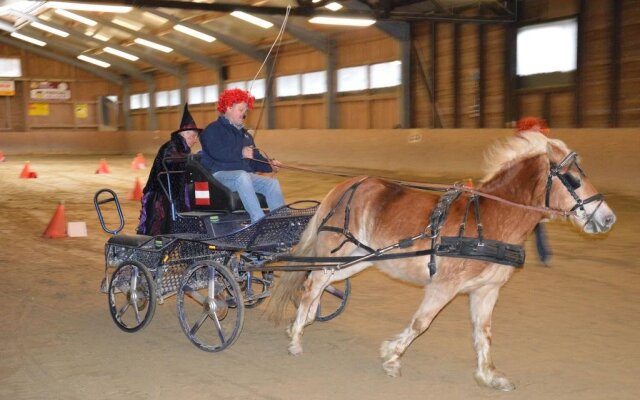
[194,182,210,205]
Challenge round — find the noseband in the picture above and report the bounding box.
[545,152,604,219]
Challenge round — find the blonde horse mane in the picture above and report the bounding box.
[480,131,570,184]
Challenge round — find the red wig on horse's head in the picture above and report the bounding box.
[516,116,549,135]
[217,88,255,114]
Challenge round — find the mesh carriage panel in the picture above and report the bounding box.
[206,204,317,251]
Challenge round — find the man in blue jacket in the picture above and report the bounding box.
[199,88,284,223]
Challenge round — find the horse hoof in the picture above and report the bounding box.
[475,372,515,391]
[288,342,303,356]
[382,360,401,377]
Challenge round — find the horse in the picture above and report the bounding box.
[268,131,616,391]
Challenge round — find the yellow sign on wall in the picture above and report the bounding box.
[28,103,49,116]
[75,103,88,119]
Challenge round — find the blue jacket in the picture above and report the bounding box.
[199,116,272,173]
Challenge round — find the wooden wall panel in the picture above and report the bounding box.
[483,25,505,127]
[460,24,478,128]
[411,22,435,128]
[370,97,399,129]
[274,103,301,129]
[27,102,74,128]
[435,24,454,128]
[518,93,543,119]
[336,30,397,67]
[300,102,325,129]
[619,0,640,127]
[550,92,575,127]
[582,0,612,127]
[338,100,369,129]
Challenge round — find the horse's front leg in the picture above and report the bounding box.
[286,271,329,356]
[469,285,515,391]
[380,282,457,377]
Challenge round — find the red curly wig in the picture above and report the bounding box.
[217,88,255,114]
[516,116,549,135]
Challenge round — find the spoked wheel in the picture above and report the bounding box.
[316,278,351,322]
[177,261,244,352]
[108,261,156,333]
[240,271,273,308]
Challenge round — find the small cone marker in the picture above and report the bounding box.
[129,178,143,201]
[130,153,147,170]
[0,151,5,162]
[19,161,34,179]
[465,178,474,188]
[43,202,67,238]
[95,158,111,174]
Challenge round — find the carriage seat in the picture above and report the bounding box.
[184,154,268,213]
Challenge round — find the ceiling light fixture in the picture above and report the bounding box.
[325,2,343,11]
[174,24,216,42]
[230,11,273,29]
[103,46,139,61]
[31,21,70,37]
[46,2,132,13]
[93,33,111,41]
[142,11,168,24]
[54,9,97,26]
[77,54,110,68]
[134,38,173,53]
[308,16,376,27]
[0,20,16,32]
[10,32,46,46]
[112,17,143,31]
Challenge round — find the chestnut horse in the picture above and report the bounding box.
[268,132,616,390]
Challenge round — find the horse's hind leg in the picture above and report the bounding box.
[288,265,368,356]
[469,285,515,391]
[380,282,457,377]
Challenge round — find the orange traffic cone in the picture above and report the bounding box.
[129,177,143,201]
[0,151,5,162]
[20,161,35,179]
[95,158,111,174]
[43,202,67,238]
[130,153,147,170]
[465,178,474,188]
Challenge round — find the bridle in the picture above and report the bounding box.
[545,151,604,222]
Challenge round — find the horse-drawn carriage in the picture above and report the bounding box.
[95,133,616,391]
[94,154,350,352]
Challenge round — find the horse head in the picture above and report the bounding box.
[544,137,616,234]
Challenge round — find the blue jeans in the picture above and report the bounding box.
[213,170,285,222]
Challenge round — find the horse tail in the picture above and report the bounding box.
[266,210,321,325]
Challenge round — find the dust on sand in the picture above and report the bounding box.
[0,155,638,400]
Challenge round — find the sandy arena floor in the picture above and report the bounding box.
[0,155,638,400]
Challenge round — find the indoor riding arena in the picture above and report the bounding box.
[0,1,638,400]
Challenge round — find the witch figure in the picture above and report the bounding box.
[136,104,202,235]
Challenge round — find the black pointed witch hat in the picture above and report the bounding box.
[172,103,202,135]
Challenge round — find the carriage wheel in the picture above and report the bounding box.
[316,278,351,322]
[241,271,273,309]
[177,261,245,352]
[108,261,156,333]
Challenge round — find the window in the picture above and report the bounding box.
[226,81,246,90]
[248,78,265,99]
[141,93,150,108]
[370,61,401,89]
[130,94,141,110]
[302,71,326,95]
[337,66,367,92]
[155,90,169,108]
[517,18,577,76]
[276,74,300,97]
[204,84,218,103]
[0,58,22,77]
[188,86,204,105]
[168,89,180,106]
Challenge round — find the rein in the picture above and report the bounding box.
[249,157,576,218]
